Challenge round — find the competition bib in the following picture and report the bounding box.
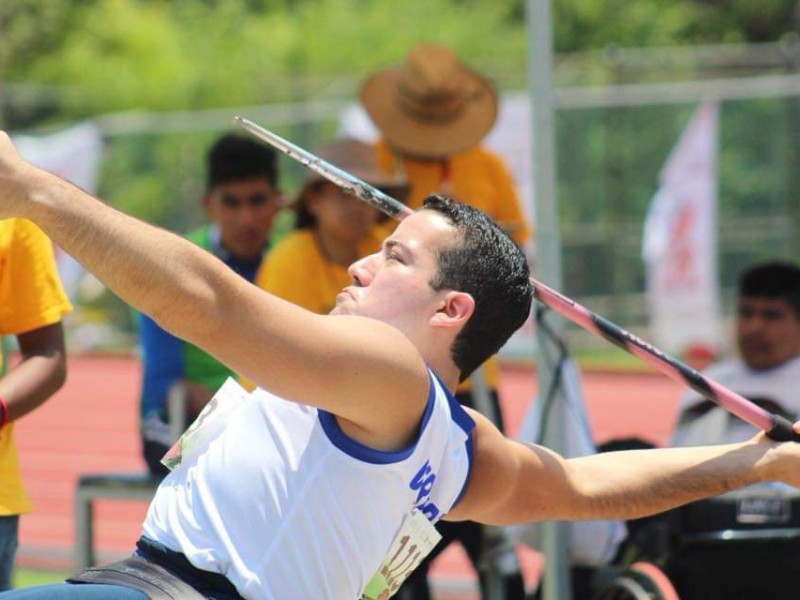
[360,509,442,600]
[161,378,250,471]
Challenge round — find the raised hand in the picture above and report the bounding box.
[0,131,38,220]
[757,420,800,489]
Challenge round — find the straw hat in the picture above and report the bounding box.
[293,138,408,220]
[360,44,498,159]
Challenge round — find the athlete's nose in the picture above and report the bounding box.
[348,253,378,287]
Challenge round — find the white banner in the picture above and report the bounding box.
[13,122,104,299]
[642,103,724,358]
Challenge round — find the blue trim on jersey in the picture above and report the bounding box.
[429,371,476,437]
[452,431,474,507]
[428,371,476,507]
[318,373,437,464]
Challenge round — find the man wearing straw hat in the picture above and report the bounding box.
[360,44,529,245]
[361,43,529,599]
[4,133,800,600]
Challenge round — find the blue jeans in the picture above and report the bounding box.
[0,583,147,599]
[0,516,18,591]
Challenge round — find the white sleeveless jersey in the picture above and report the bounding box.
[141,370,474,599]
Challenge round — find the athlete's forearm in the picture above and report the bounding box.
[460,430,784,527]
[559,440,772,521]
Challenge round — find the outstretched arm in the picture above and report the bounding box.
[0,134,429,447]
[448,409,800,525]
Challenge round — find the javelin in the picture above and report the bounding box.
[234,116,414,221]
[234,116,799,443]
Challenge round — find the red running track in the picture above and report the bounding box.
[13,355,680,596]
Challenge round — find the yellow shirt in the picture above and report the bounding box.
[256,229,383,315]
[0,218,72,515]
[375,139,532,392]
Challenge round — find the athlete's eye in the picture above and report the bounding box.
[383,241,407,264]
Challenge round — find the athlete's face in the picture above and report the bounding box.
[331,210,458,335]
[736,296,800,371]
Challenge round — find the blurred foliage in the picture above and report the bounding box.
[553,0,698,54]
[4,0,530,117]
[689,0,800,43]
[5,0,800,120]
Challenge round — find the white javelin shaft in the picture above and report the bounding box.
[234,116,414,220]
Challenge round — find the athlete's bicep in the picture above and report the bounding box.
[202,285,430,436]
[446,409,579,525]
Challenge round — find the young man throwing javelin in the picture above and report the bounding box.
[1,131,800,600]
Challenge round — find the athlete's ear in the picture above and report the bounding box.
[431,291,474,329]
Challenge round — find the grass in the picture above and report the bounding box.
[572,348,652,372]
[12,568,71,589]
[503,347,653,373]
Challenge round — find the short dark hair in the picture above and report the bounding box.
[423,195,533,381]
[739,261,800,318]
[206,133,279,190]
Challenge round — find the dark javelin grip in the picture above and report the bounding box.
[681,352,800,442]
[533,278,798,443]
[592,314,800,443]
[766,415,800,442]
